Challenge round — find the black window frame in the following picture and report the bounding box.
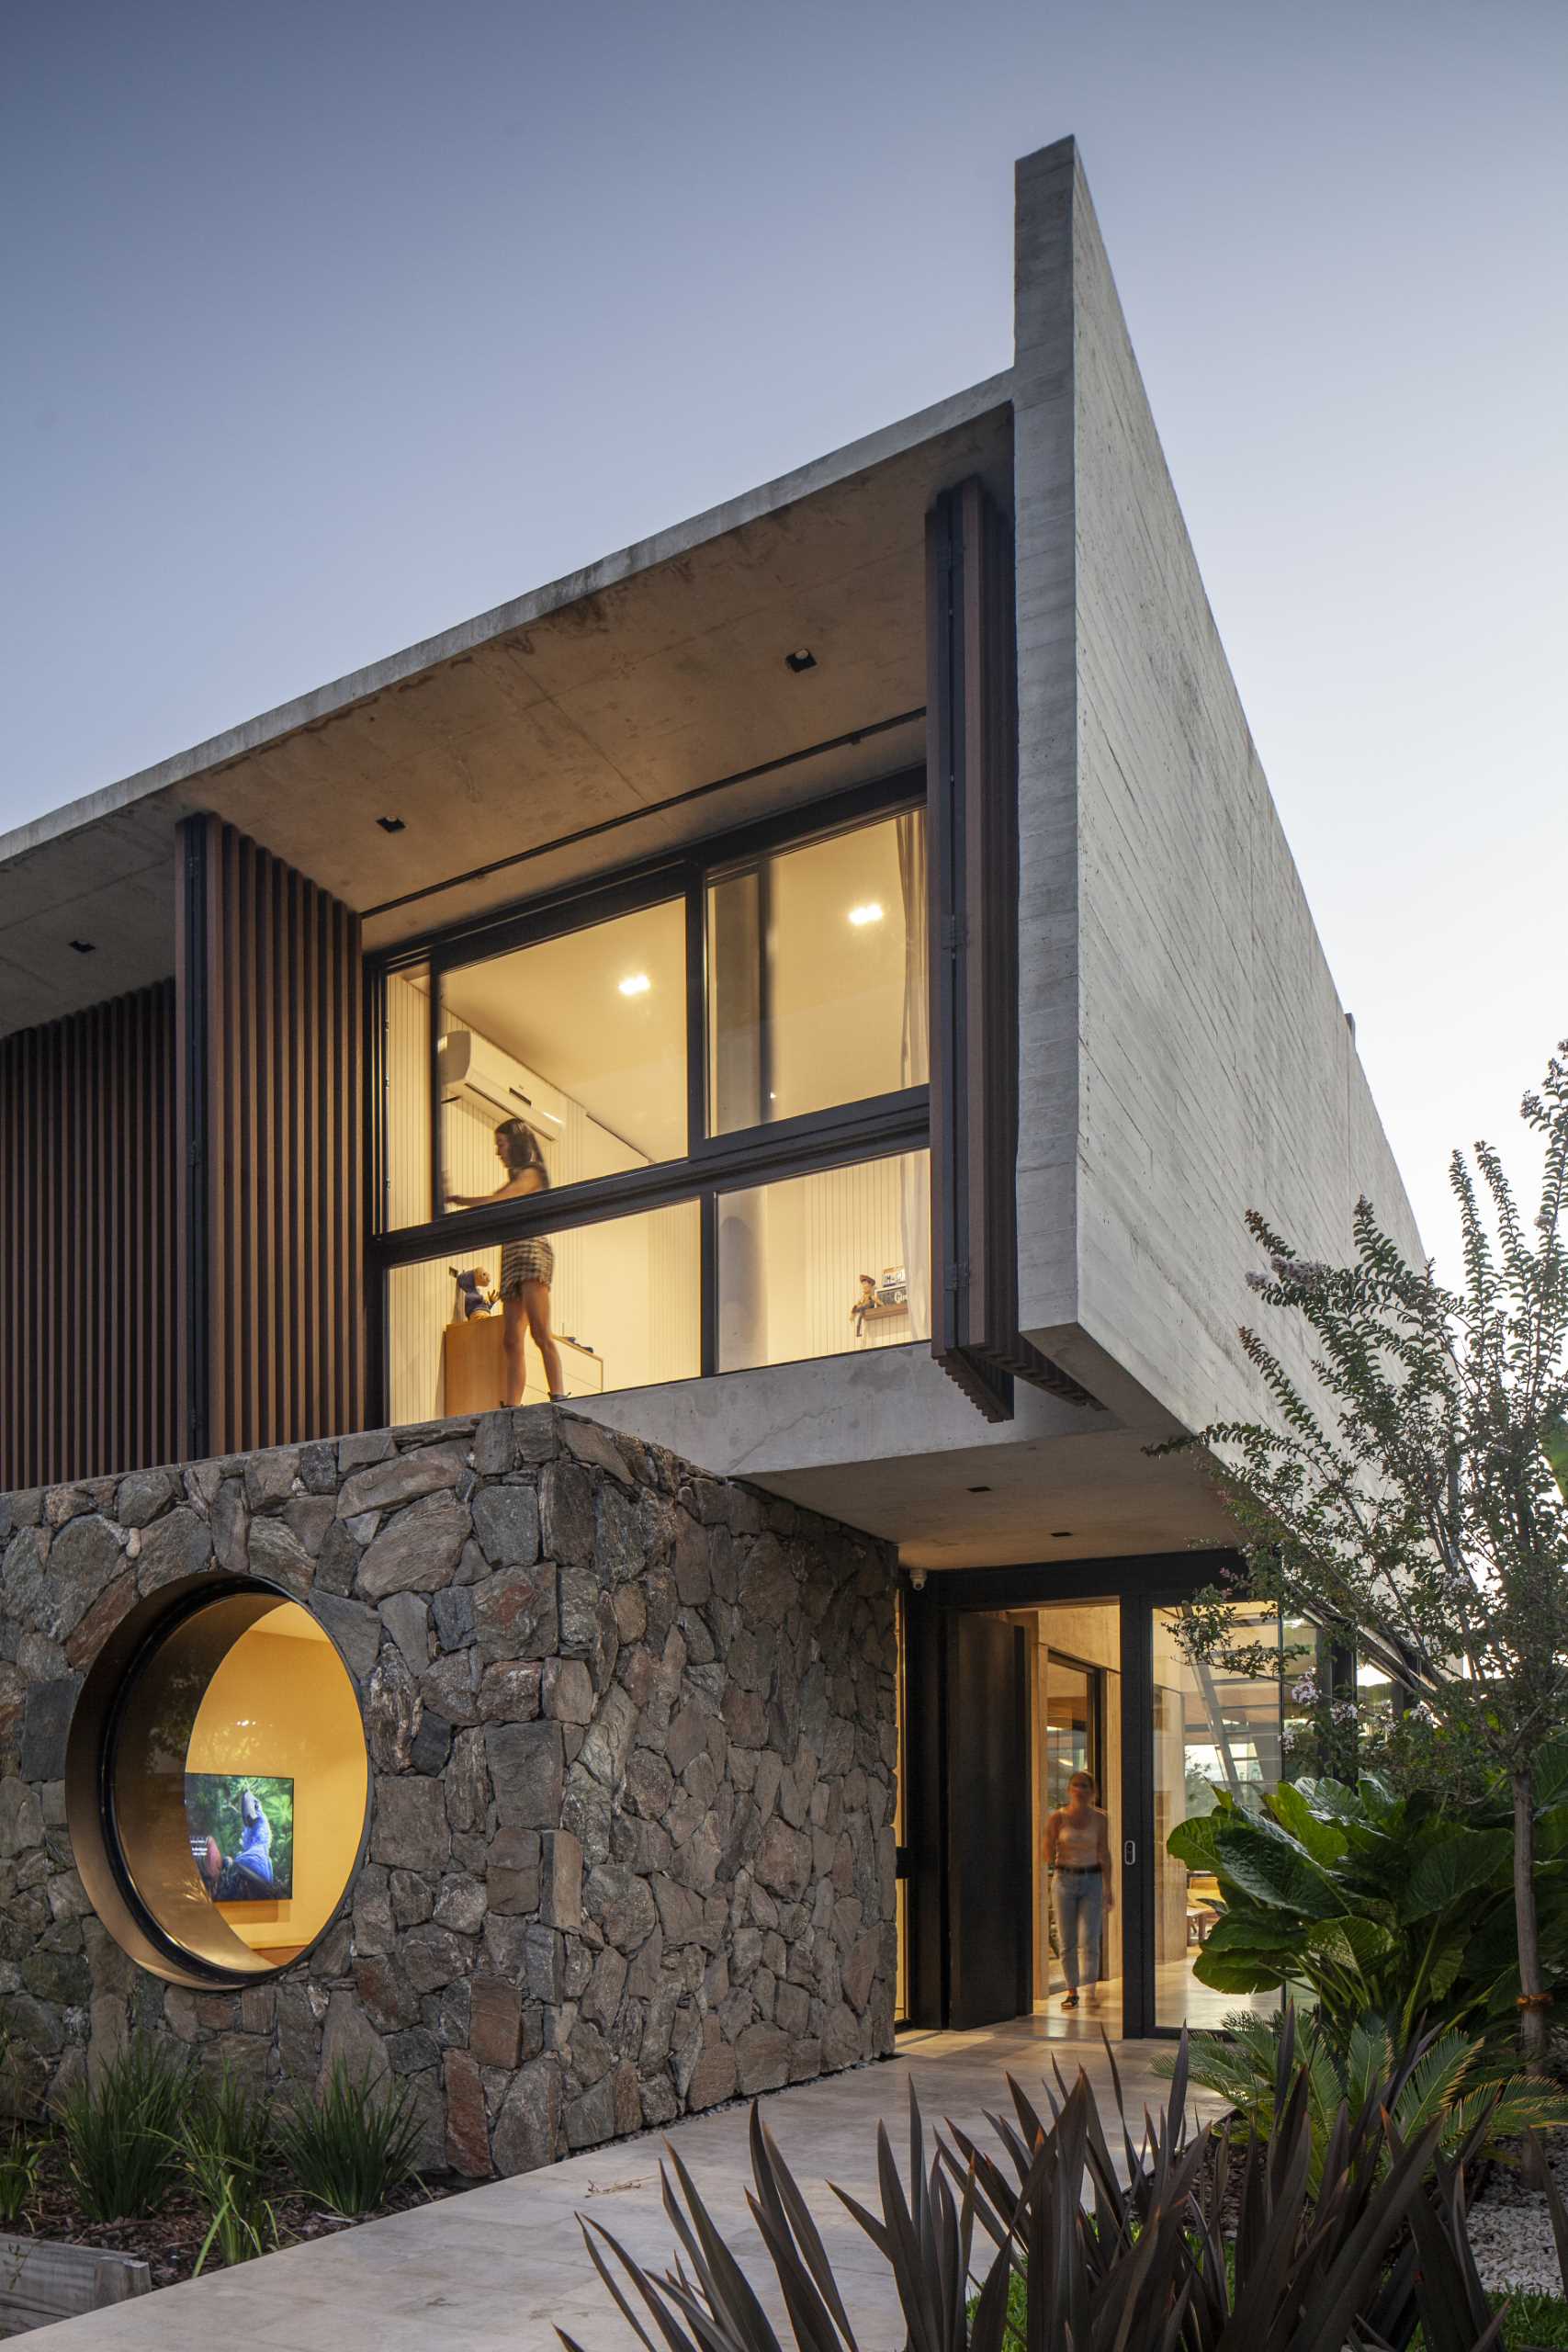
[364,768,932,1416]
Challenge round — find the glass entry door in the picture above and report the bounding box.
[1148,1602,1294,2030]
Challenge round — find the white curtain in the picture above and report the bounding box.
[897,812,931,1342]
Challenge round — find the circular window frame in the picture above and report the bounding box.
[66,1571,373,1990]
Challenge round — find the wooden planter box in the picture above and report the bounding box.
[0,2235,151,2335]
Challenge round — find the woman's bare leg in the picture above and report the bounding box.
[502,1296,529,1407]
[523,1279,566,1398]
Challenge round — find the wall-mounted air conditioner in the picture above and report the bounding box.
[437,1032,562,1131]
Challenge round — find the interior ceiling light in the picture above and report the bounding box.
[618,973,652,998]
[848,902,884,927]
[69,939,96,954]
[377,815,406,833]
[784,648,817,673]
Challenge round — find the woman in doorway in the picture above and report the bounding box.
[446,1118,566,1404]
[1043,1769,1113,2009]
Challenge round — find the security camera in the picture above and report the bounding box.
[908,1566,928,1591]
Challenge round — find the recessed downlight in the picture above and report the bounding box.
[784,648,817,674]
[69,939,96,955]
[1051,1530,1074,1539]
[848,902,884,928]
[377,816,406,833]
[617,973,651,998]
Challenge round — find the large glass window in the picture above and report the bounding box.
[95,1589,368,1981]
[708,809,928,1133]
[374,788,932,1410]
[389,1199,701,1423]
[438,898,687,1210]
[717,1150,931,1373]
[1153,1603,1290,2029]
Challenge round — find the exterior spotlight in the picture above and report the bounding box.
[618,973,651,998]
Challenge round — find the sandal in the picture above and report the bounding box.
[1062,1993,1079,2009]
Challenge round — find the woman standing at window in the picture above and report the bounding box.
[446,1118,566,1404]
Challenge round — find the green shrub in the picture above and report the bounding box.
[1169,1770,1568,2041]
[273,2064,420,2219]
[0,2127,42,2227]
[565,2034,1549,2352]
[177,2068,282,2272]
[55,2036,190,2223]
[1164,2005,1568,2193]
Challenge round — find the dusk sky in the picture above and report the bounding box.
[4,0,1564,1272]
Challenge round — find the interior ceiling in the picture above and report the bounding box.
[0,396,1011,1041]
[443,898,689,1164]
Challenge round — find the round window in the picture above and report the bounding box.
[67,1577,369,1985]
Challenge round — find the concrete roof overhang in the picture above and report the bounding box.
[0,375,1013,1039]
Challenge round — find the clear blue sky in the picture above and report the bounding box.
[4,0,1564,1272]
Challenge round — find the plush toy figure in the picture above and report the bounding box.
[450,1267,497,1319]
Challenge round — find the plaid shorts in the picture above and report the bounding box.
[500,1236,555,1294]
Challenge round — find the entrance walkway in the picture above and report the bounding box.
[36,2023,1221,2352]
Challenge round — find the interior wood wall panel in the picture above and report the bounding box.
[177,817,365,1458]
[0,982,178,1490]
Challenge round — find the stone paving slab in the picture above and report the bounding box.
[33,2021,1216,2351]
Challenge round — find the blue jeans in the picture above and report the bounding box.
[1055,1869,1104,1990]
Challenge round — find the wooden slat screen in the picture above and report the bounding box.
[176,816,366,1458]
[0,981,179,1489]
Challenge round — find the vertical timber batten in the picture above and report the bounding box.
[927,476,1099,1419]
[175,815,366,1457]
[0,983,179,1490]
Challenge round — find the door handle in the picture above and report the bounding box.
[1123,1839,1136,1867]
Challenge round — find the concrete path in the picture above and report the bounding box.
[35,2021,1214,2352]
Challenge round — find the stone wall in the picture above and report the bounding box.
[0,1407,898,2174]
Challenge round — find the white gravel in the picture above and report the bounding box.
[1464,2134,1568,2296]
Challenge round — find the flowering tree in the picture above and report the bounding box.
[1159,1045,1568,2061]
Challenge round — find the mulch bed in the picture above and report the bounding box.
[13,2147,461,2290]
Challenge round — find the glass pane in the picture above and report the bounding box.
[717,1150,931,1371]
[1154,1602,1284,2029]
[439,899,687,1211]
[1027,1603,1121,2023]
[109,1593,368,1977]
[1044,1661,1093,1811]
[388,1200,700,1423]
[383,961,432,1229]
[707,808,928,1133]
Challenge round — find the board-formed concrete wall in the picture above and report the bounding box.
[1013,137,1424,1437]
[0,1408,897,2174]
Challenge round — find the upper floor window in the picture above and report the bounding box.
[371,785,931,1413]
[438,896,687,1209]
[708,809,927,1133]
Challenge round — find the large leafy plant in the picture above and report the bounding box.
[561,2034,1549,2352]
[1153,1043,1568,2059]
[1169,1770,1568,2041]
[1167,2007,1568,2195]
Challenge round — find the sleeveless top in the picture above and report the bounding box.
[1054,1808,1103,1868]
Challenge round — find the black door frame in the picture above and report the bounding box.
[901,1550,1246,2040]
